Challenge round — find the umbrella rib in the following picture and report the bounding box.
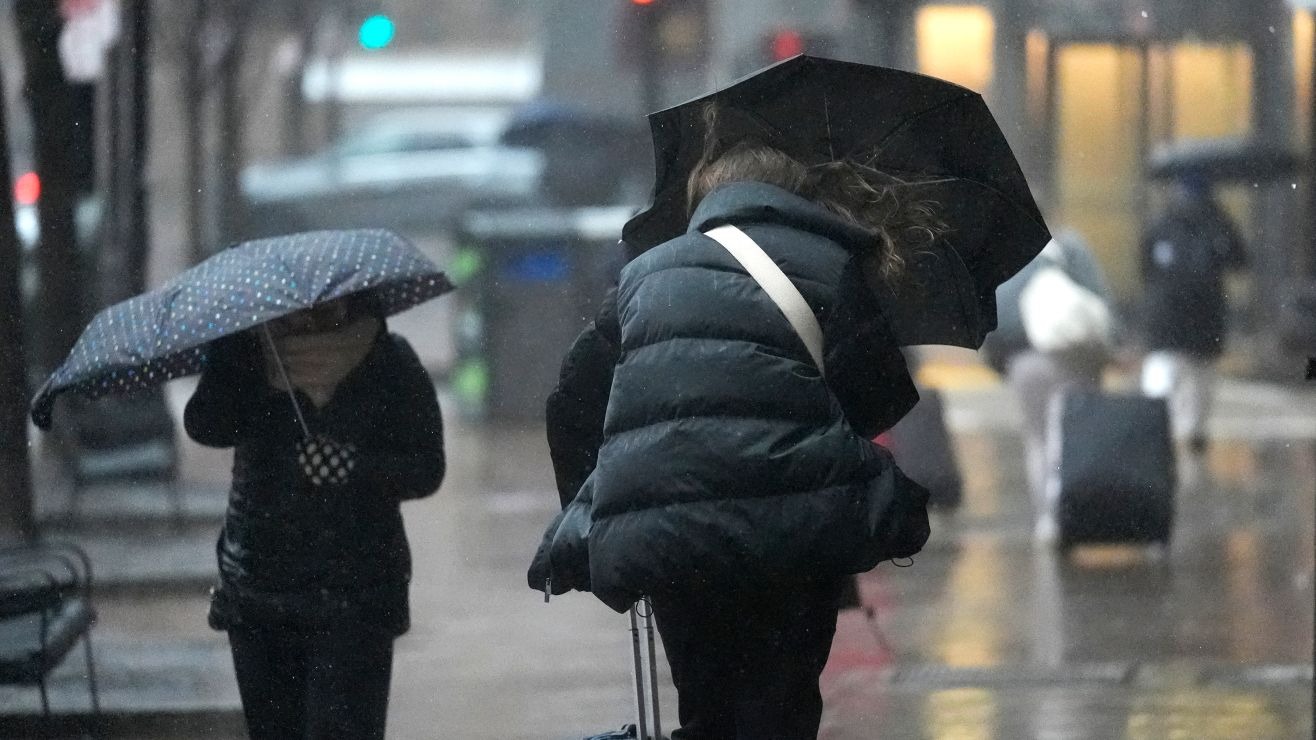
[822,85,835,160]
[863,92,976,157]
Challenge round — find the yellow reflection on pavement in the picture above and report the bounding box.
[955,434,1000,519]
[936,537,1004,667]
[1224,529,1267,662]
[923,687,997,740]
[1126,690,1287,740]
[915,361,1001,391]
[1208,442,1257,491]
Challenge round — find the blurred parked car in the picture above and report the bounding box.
[240,103,650,238]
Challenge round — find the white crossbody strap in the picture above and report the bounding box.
[705,224,825,374]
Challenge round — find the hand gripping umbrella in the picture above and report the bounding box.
[622,54,1051,349]
[31,228,454,431]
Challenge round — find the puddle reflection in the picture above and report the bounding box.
[922,687,997,740]
[1126,690,1290,740]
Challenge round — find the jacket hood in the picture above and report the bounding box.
[687,181,874,254]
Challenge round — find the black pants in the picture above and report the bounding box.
[228,619,394,740]
[652,580,843,740]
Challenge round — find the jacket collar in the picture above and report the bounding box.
[686,181,873,253]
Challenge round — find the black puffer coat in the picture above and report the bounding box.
[531,182,926,612]
[184,328,444,635]
[1140,195,1247,358]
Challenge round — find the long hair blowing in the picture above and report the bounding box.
[686,103,943,282]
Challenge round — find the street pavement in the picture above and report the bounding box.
[2,352,1312,738]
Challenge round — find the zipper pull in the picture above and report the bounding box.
[543,577,551,603]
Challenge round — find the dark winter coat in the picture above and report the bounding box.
[530,182,926,612]
[1140,195,1247,358]
[184,328,444,635]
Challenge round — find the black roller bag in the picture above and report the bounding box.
[1051,390,1176,549]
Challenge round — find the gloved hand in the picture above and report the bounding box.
[296,434,358,487]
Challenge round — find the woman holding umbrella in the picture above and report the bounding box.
[530,56,1049,739]
[185,292,443,739]
[31,229,451,740]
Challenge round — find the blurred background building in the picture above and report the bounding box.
[3,0,1310,358]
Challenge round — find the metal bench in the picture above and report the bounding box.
[0,543,100,723]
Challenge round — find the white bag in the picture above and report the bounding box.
[1019,265,1114,354]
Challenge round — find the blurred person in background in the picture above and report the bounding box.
[1138,175,1248,455]
[982,229,1117,542]
[184,295,445,740]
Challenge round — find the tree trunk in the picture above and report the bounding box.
[1309,11,1316,278]
[99,0,152,307]
[282,0,316,157]
[215,0,254,244]
[0,55,36,542]
[15,0,86,376]
[184,1,205,263]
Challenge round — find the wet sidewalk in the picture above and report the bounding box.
[2,367,1313,738]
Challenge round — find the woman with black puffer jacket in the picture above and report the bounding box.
[530,103,933,740]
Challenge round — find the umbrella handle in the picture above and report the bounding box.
[259,324,313,439]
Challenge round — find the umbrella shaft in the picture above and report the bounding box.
[259,324,312,439]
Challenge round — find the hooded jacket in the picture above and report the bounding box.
[531,182,925,611]
[185,328,444,635]
[1139,193,1248,358]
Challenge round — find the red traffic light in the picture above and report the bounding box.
[14,171,39,206]
[770,29,806,60]
[631,0,656,4]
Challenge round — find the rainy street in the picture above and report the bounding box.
[5,352,1310,739]
[384,364,1316,739]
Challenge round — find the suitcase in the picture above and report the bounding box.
[584,597,667,740]
[1049,390,1176,549]
[882,387,963,509]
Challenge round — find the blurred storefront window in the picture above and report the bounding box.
[1294,11,1312,148]
[916,5,995,92]
[1054,44,1143,299]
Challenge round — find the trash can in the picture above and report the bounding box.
[453,206,632,421]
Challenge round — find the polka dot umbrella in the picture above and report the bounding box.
[30,228,454,430]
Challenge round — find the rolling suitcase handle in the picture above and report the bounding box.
[588,597,665,740]
[629,597,663,740]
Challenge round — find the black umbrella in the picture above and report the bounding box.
[31,229,453,430]
[1147,137,1303,182]
[622,54,1050,349]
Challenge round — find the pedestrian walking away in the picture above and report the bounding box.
[1138,175,1248,454]
[528,55,1050,740]
[983,229,1119,541]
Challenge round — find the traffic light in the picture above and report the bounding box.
[358,14,395,50]
[762,28,835,63]
[14,172,39,206]
[770,29,805,60]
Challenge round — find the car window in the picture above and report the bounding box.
[336,130,474,156]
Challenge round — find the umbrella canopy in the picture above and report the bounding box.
[622,54,1050,349]
[1147,137,1303,182]
[31,228,453,430]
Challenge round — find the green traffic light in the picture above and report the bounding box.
[359,14,395,50]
